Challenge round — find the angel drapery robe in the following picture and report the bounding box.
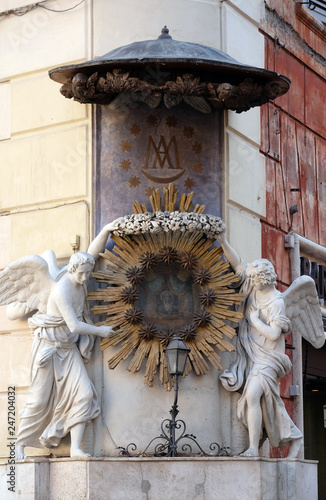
[220,260,303,448]
[16,306,100,449]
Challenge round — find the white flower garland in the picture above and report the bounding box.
[112,211,226,239]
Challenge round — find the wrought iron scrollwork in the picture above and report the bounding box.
[118,418,230,457]
[118,374,230,458]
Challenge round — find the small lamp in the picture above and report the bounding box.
[164,334,190,377]
[118,333,228,456]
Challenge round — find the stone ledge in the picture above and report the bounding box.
[0,456,318,500]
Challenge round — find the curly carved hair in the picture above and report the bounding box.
[245,259,277,286]
[68,251,95,274]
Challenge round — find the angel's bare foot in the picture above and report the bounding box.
[70,447,91,458]
[240,446,258,457]
[16,445,27,460]
[286,437,303,459]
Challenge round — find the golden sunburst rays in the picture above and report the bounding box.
[89,184,243,389]
[132,183,205,215]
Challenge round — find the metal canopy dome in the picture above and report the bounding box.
[49,27,290,113]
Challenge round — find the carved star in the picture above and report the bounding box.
[158,246,178,264]
[147,115,158,126]
[157,328,176,346]
[199,289,217,307]
[129,176,141,187]
[179,251,198,270]
[130,124,141,136]
[126,266,145,285]
[192,142,203,154]
[184,177,195,190]
[139,252,158,270]
[124,308,143,325]
[120,286,139,304]
[166,115,177,127]
[180,324,197,341]
[182,126,194,138]
[121,140,131,152]
[194,268,211,285]
[145,187,156,197]
[193,161,203,173]
[120,159,131,171]
[193,309,211,327]
[138,323,158,341]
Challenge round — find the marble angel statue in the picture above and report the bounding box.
[0,222,118,459]
[217,231,325,458]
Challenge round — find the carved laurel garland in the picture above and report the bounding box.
[89,185,243,389]
[60,70,289,114]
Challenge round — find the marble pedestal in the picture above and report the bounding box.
[0,456,318,500]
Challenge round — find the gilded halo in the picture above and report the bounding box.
[89,184,242,389]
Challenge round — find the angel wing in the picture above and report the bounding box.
[282,275,325,349]
[0,254,55,315]
[41,249,67,281]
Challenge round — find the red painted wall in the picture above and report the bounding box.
[260,0,326,457]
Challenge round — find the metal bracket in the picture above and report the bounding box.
[290,385,300,397]
[284,234,295,249]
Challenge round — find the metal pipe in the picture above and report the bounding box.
[169,375,180,457]
[284,231,326,458]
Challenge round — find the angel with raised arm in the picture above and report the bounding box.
[0,221,119,459]
[217,231,325,458]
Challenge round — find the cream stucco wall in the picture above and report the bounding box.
[0,0,265,460]
[221,1,265,262]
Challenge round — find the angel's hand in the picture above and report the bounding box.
[87,220,124,260]
[96,325,114,338]
[105,218,123,233]
[250,309,259,321]
[216,230,227,244]
[247,306,260,326]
